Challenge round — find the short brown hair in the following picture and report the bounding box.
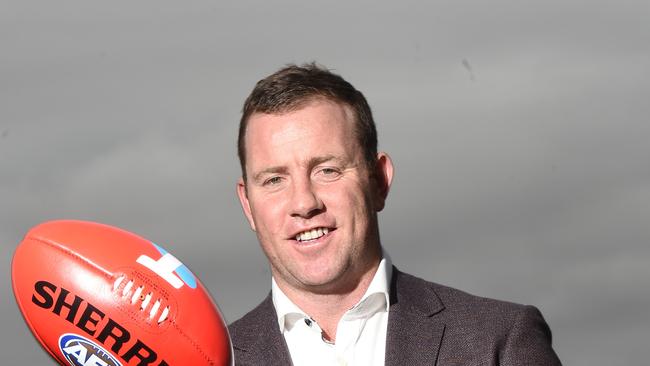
[237,63,377,180]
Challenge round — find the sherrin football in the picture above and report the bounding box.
[11,220,233,366]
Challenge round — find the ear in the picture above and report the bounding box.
[236,177,257,231]
[372,152,394,212]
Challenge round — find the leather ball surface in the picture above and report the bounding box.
[11,220,233,366]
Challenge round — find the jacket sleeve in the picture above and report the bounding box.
[500,305,562,366]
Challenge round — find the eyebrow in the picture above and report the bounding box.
[251,154,346,183]
[308,154,344,168]
[252,166,288,183]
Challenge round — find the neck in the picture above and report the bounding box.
[275,256,382,342]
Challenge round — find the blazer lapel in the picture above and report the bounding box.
[231,295,293,366]
[385,268,446,366]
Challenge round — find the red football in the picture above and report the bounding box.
[11,220,232,366]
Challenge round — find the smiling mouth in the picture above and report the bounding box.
[294,227,331,242]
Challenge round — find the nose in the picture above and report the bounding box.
[289,177,323,219]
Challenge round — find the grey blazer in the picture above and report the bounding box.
[228,268,562,365]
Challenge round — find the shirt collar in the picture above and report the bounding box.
[272,277,308,333]
[271,252,393,333]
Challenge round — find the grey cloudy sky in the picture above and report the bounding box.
[2,1,649,364]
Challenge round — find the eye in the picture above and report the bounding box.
[263,176,283,186]
[315,167,341,181]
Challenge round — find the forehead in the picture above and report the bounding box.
[244,99,359,160]
[248,98,355,130]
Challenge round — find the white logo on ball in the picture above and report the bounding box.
[137,253,184,289]
[62,344,109,366]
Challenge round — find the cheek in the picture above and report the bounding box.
[322,185,372,220]
[252,204,285,259]
[250,194,286,234]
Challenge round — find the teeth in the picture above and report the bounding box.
[295,227,330,242]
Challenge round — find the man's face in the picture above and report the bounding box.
[237,99,393,294]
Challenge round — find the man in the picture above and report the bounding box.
[229,63,561,365]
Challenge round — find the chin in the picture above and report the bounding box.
[299,268,356,293]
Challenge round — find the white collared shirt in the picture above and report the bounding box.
[272,256,393,366]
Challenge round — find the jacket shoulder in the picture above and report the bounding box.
[227,293,276,347]
[395,269,533,325]
[393,270,561,365]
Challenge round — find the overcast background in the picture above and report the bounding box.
[2,1,649,364]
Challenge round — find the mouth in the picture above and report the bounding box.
[293,227,333,243]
